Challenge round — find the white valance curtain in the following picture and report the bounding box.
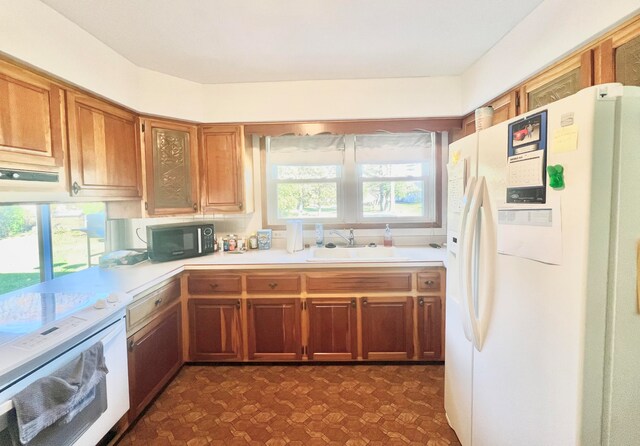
[267,135,345,164]
[354,132,433,163]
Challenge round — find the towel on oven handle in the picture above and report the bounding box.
[10,341,109,444]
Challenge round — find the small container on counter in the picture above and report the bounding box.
[257,229,272,250]
[249,233,259,249]
[222,237,229,252]
[227,234,238,252]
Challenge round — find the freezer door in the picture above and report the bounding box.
[445,132,478,445]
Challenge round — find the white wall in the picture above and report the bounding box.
[461,0,640,113]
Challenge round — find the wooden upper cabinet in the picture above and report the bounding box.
[66,91,142,198]
[0,60,66,181]
[142,118,198,215]
[614,34,640,86]
[520,51,593,112]
[200,124,253,213]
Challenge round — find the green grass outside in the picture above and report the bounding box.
[0,272,41,295]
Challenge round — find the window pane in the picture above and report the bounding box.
[277,165,337,180]
[361,163,423,178]
[0,205,39,294]
[362,181,424,217]
[277,183,337,219]
[51,203,105,277]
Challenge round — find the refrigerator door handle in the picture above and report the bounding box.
[462,176,485,350]
[474,182,496,351]
[460,177,484,348]
[457,176,477,342]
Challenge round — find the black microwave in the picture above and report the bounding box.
[146,222,215,262]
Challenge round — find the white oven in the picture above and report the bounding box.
[0,310,129,445]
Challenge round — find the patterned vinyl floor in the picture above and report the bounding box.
[117,364,461,446]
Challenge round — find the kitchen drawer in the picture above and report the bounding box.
[127,278,181,333]
[306,273,411,293]
[246,274,301,294]
[188,274,242,295]
[417,271,443,293]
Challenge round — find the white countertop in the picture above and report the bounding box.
[2,246,446,299]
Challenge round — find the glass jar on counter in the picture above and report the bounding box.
[222,237,229,252]
[227,234,238,252]
[249,233,258,249]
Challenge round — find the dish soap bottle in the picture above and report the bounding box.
[384,224,393,247]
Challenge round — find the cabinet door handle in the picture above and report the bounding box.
[193,203,197,211]
[362,299,368,306]
[418,297,425,306]
[268,282,278,289]
[72,181,81,195]
[236,300,241,309]
[239,203,243,210]
[351,299,356,308]
[424,280,435,286]
[247,301,252,309]
[155,297,163,306]
[128,339,135,351]
[209,283,219,289]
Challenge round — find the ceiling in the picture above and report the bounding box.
[39,0,544,85]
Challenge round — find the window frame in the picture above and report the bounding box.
[261,131,443,230]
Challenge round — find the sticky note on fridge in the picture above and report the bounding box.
[551,125,578,153]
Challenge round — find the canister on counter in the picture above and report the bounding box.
[222,237,229,252]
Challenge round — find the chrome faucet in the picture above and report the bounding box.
[329,228,355,246]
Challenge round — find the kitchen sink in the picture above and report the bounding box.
[306,246,409,262]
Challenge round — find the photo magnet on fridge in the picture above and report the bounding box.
[506,110,548,204]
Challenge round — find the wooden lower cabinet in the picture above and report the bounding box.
[188,298,243,361]
[307,298,358,360]
[127,301,182,421]
[247,298,302,360]
[361,297,414,360]
[417,296,443,360]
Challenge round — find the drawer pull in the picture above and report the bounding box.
[209,283,219,289]
[236,300,241,309]
[424,280,435,286]
[351,299,356,308]
[418,297,425,306]
[154,298,163,306]
[268,282,278,289]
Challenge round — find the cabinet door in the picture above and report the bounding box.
[0,60,66,182]
[200,125,247,212]
[307,298,357,360]
[127,302,182,421]
[143,118,198,215]
[361,297,414,360]
[417,296,443,361]
[188,298,243,361]
[67,91,141,198]
[247,298,301,360]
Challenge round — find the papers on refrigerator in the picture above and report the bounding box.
[497,196,562,265]
[447,158,467,214]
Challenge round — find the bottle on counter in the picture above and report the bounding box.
[384,224,393,247]
[315,223,324,247]
[228,234,237,252]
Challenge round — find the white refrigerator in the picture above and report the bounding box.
[445,83,640,446]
